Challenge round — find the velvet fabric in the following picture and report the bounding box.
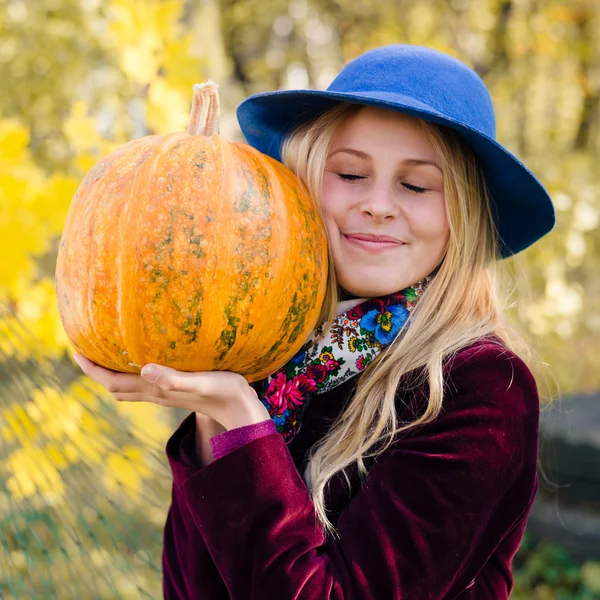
[162,336,540,599]
[210,418,276,461]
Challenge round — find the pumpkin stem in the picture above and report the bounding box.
[188,80,220,136]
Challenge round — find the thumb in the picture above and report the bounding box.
[141,364,163,383]
[141,363,204,393]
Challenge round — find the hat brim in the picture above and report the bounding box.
[236,89,556,258]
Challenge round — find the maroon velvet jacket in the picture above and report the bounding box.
[162,337,540,599]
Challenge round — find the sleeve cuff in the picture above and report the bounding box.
[210,419,278,460]
[166,412,202,483]
[166,412,278,486]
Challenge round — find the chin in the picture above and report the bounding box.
[339,279,405,298]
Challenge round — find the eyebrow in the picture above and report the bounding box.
[328,148,442,173]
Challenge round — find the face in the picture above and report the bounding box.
[321,106,450,298]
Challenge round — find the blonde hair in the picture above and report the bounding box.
[280,102,527,539]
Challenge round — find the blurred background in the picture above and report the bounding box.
[0,0,599,597]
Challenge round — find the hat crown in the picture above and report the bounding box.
[328,45,496,138]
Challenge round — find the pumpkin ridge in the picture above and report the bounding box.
[112,137,163,368]
[212,138,271,370]
[72,137,160,369]
[145,133,210,368]
[236,145,291,374]
[118,136,167,368]
[233,148,316,378]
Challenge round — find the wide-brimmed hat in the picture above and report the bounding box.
[236,44,555,258]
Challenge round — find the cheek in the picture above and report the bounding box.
[320,176,344,216]
[410,196,449,245]
[320,176,350,231]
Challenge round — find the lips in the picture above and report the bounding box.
[344,233,405,244]
[342,233,406,253]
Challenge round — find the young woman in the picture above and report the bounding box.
[74,45,555,598]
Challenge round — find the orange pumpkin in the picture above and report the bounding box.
[55,81,328,382]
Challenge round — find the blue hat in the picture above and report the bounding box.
[236,44,555,258]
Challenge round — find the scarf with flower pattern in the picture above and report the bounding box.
[258,275,433,444]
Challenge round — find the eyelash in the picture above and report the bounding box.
[336,173,428,194]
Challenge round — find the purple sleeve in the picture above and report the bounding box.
[163,415,275,597]
[163,342,540,599]
[177,414,200,466]
[162,412,230,599]
[210,419,277,459]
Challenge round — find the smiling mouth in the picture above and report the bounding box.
[343,234,406,252]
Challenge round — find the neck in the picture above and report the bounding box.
[338,286,360,302]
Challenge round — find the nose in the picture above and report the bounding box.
[359,183,398,222]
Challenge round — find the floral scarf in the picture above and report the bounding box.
[258,275,433,444]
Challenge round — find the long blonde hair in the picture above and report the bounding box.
[280,102,525,539]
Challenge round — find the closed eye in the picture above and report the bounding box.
[403,183,428,194]
[337,174,429,194]
[337,173,365,182]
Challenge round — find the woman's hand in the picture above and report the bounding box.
[71,354,271,431]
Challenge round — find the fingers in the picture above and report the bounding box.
[141,366,258,411]
[72,353,158,395]
[110,390,196,408]
[140,363,205,393]
[73,353,256,417]
[141,364,230,397]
